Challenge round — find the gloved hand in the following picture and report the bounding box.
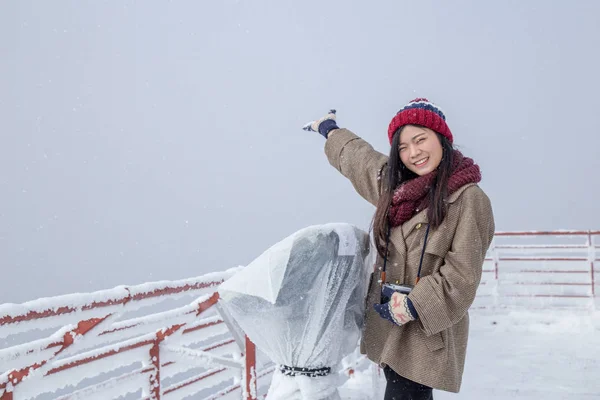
[302,109,339,138]
[373,285,418,327]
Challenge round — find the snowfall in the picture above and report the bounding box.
[2,224,599,399]
[340,309,600,400]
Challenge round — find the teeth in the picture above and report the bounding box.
[415,158,428,166]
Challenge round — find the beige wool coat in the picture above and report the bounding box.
[324,129,495,393]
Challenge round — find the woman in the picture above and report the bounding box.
[304,98,495,399]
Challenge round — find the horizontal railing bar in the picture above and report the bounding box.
[47,336,155,376]
[494,244,589,249]
[499,257,589,261]
[495,230,600,236]
[45,324,230,378]
[0,269,240,327]
[257,366,277,379]
[502,294,592,298]
[202,338,236,353]
[96,294,219,338]
[47,337,233,380]
[54,366,151,400]
[183,318,225,335]
[500,282,591,286]
[163,345,243,370]
[0,281,221,327]
[482,281,592,286]
[471,305,593,310]
[498,270,589,274]
[0,315,114,390]
[162,367,229,396]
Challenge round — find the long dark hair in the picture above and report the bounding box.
[371,125,455,258]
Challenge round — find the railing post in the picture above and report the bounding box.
[148,339,162,400]
[492,239,499,281]
[146,325,184,400]
[491,238,500,308]
[589,231,596,298]
[0,389,13,400]
[244,335,257,400]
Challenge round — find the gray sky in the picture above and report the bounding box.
[1,0,599,303]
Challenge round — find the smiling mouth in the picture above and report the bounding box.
[414,157,429,167]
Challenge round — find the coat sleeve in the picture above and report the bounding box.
[407,186,495,336]
[324,129,389,206]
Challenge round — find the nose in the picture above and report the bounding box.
[408,144,421,160]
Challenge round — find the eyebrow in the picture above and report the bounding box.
[399,132,427,146]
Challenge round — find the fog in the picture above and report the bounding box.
[1,0,599,303]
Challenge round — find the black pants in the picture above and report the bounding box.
[383,366,433,400]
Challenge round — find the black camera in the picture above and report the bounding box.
[381,283,413,303]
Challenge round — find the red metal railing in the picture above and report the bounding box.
[476,230,599,309]
[1,231,598,399]
[0,268,272,400]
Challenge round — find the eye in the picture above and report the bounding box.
[399,147,407,152]
[416,137,426,144]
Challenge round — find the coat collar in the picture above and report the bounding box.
[400,183,478,237]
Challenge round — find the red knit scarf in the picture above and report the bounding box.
[388,150,482,227]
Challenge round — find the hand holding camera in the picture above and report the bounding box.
[374,283,417,327]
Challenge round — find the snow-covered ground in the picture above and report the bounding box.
[340,309,600,400]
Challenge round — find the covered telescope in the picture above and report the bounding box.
[218,223,373,400]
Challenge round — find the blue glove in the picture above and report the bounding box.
[373,285,418,327]
[303,109,339,138]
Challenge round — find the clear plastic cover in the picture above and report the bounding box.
[218,223,372,400]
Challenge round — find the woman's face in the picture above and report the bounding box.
[398,125,443,176]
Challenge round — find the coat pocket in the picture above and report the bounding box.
[423,331,445,352]
[419,251,445,278]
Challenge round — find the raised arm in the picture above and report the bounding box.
[324,129,388,206]
[304,110,389,206]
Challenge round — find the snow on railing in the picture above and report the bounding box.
[477,230,600,310]
[1,230,598,399]
[0,267,274,400]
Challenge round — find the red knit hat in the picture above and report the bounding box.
[387,98,453,145]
